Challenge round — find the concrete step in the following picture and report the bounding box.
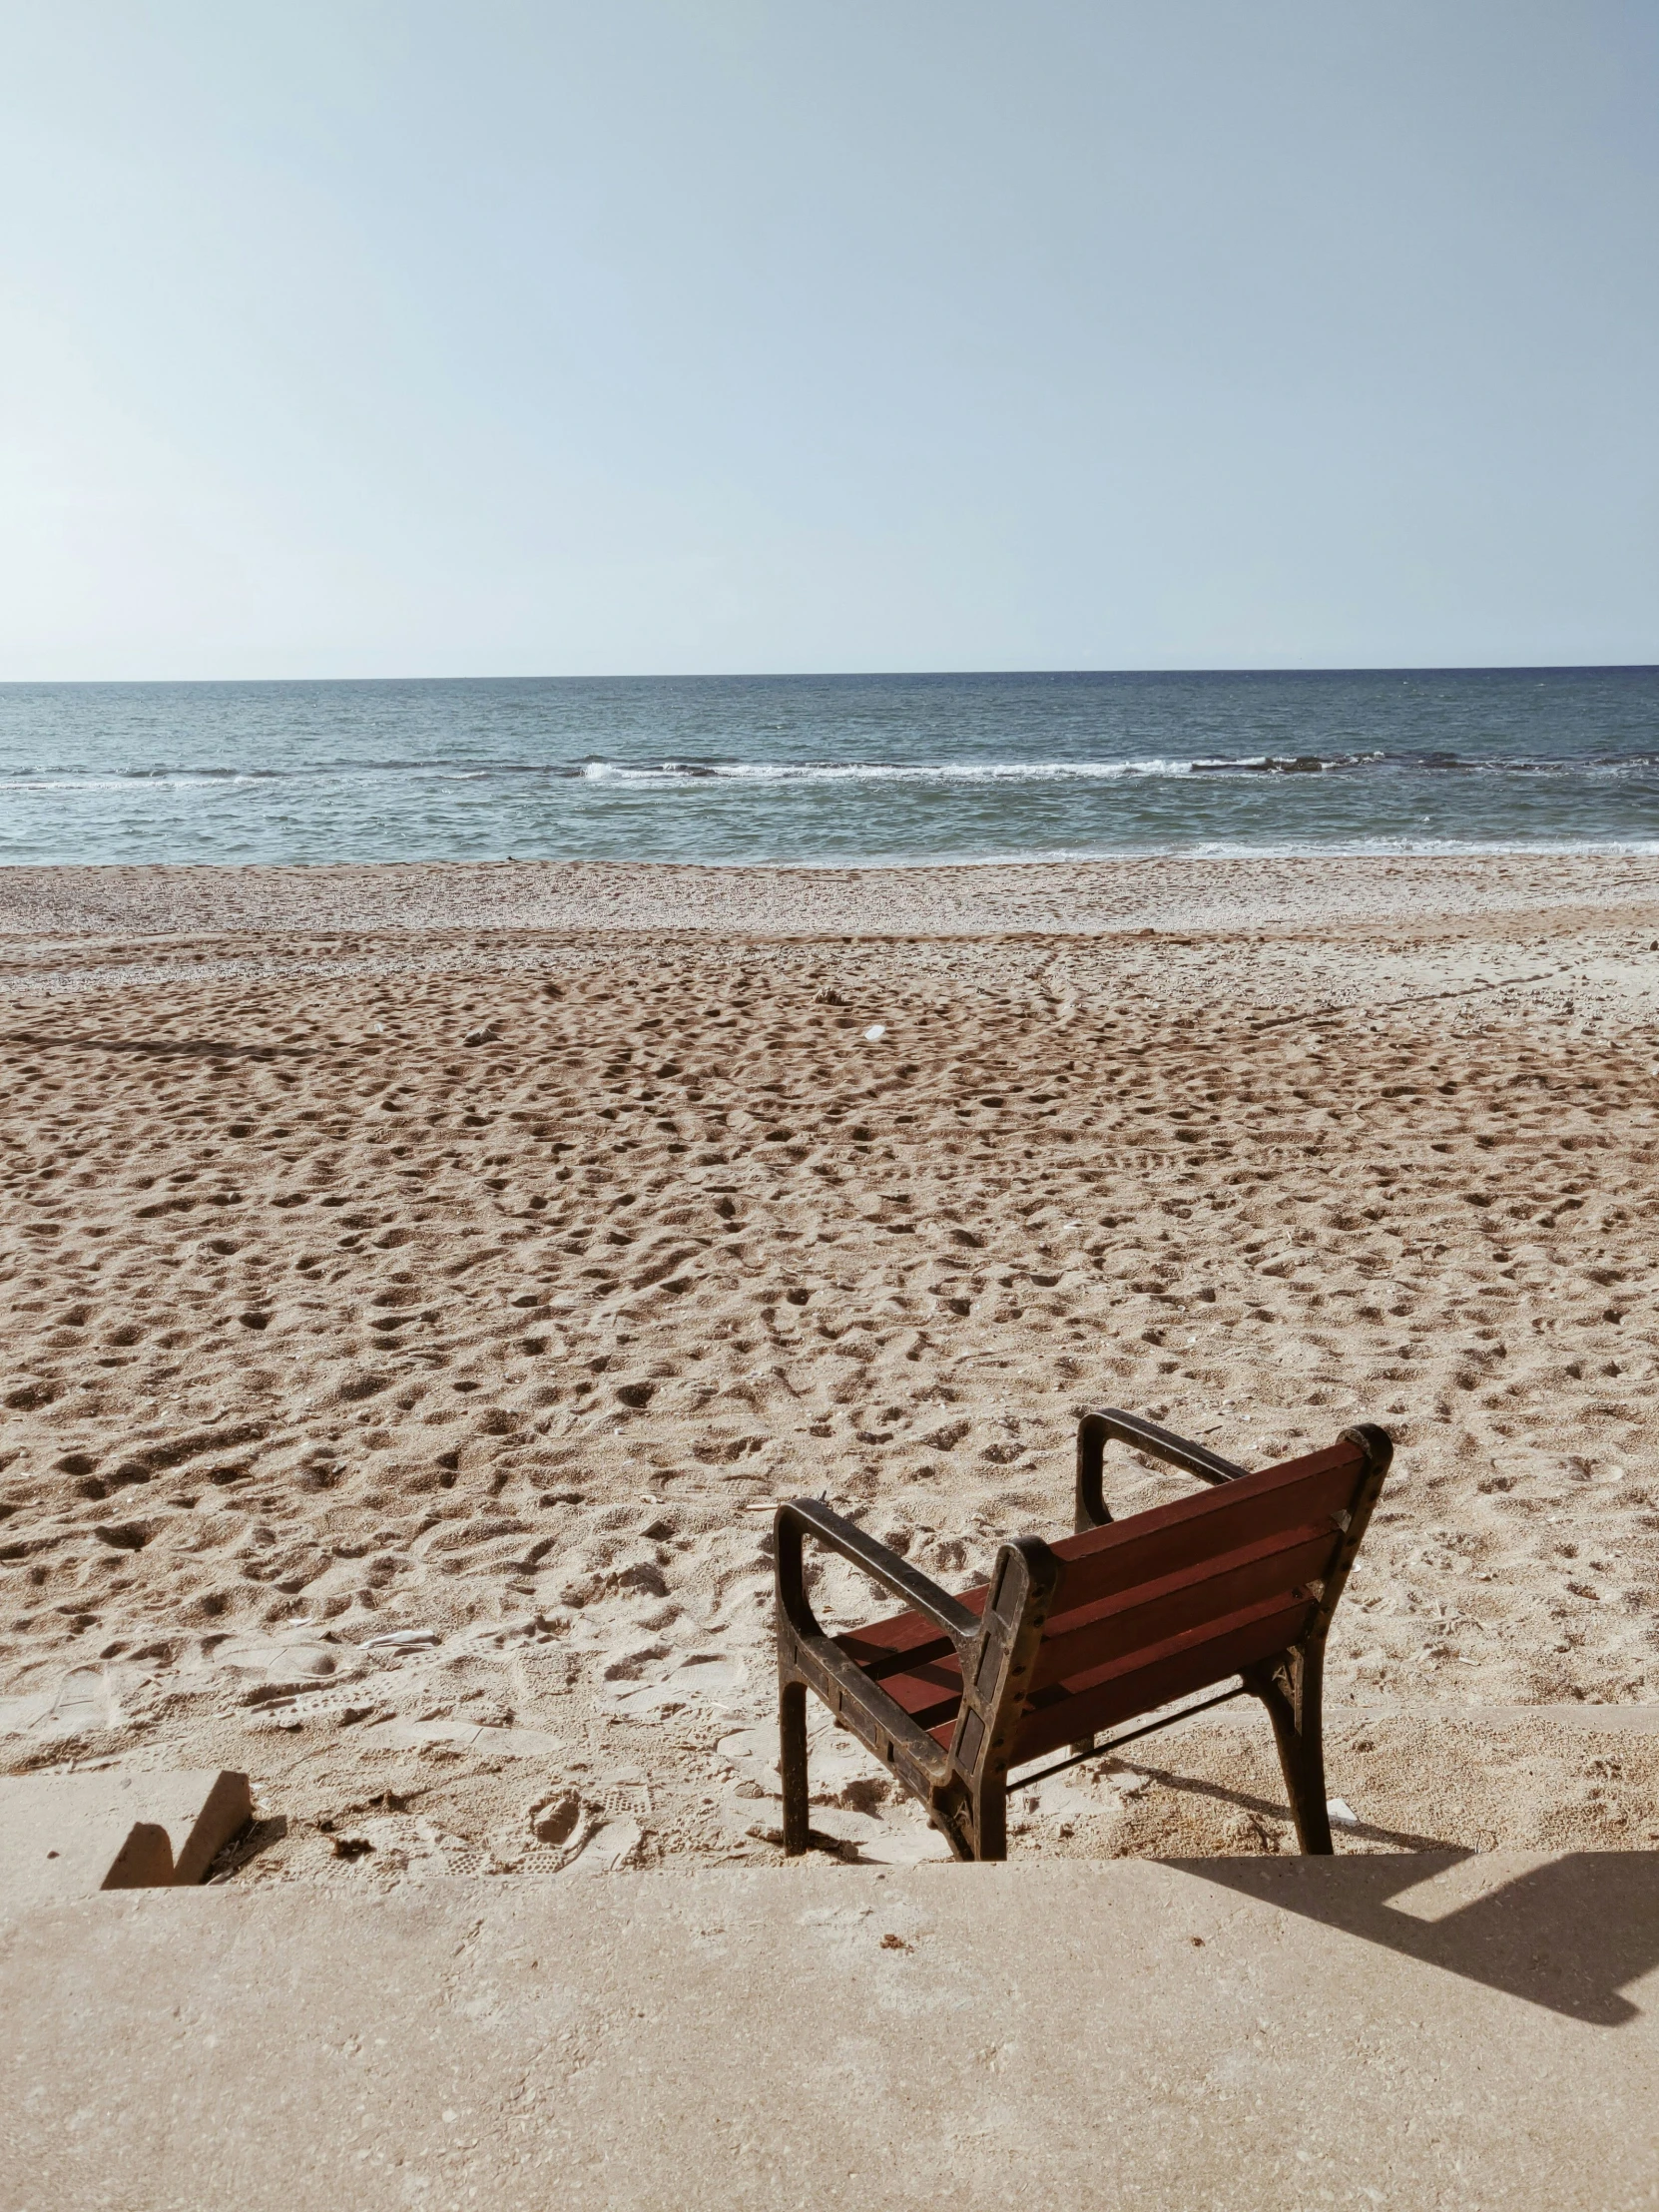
[0,1769,251,1920]
[4,1853,1657,2210]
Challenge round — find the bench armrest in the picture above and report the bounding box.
[774,1497,981,1651]
[1076,1407,1251,1530]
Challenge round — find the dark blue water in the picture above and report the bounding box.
[1,667,1655,867]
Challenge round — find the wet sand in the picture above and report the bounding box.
[2,853,1657,1880]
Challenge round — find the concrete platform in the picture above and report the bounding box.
[3,1852,1658,2210]
[0,1769,251,1920]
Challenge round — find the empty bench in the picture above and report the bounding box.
[775,1409,1392,1861]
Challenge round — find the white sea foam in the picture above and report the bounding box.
[724,836,1659,870]
[575,756,1201,785]
[3,750,1650,796]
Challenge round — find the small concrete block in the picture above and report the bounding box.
[0,1769,252,1919]
[168,1770,256,1885]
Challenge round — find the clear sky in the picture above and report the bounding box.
[2,2,1655,680]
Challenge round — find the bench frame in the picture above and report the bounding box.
[775,1409,1392,1862]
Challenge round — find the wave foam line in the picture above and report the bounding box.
[2,751,1655,793]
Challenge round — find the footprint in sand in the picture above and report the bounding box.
[205,1630,361,1694]
[599,1650,747,1716]
[0,1665,120,1741]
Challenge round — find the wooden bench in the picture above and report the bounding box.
[775,1409,1392,1861]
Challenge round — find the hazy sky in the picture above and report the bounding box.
[2,2,1655,679]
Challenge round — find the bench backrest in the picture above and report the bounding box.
[830,1434,1380,1769]
[1010,1436,1371,1764]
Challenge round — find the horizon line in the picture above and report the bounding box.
[3,660,1658,689]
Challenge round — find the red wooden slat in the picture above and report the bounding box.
[1003,1592,1314,1767]
[834,1585,985,1676]
[855,1647,963,1732]
[853,1637,955,1684]
[1046,1442,1363,1614]
[1026,1519,1341,1694]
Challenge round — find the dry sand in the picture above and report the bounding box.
[2,853,1657,1882]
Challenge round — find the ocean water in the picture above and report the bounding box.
[1,667,1655,868]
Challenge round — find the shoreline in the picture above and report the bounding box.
[4,849,1659,949]
[4,839,1658,871]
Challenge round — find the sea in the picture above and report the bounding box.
[1,666,1655,869]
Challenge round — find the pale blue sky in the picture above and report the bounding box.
[2,2,1655,678]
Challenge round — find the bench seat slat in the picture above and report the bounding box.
[850,1648,963,1732]
[834,1586,986,1678]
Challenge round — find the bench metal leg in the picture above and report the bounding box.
[1249,1644,1333,1854]
[779,1677,811,1857]
[931,1771,1007,1862]
[972,1775,1008,1862]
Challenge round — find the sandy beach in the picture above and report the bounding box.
[2,852,1657,1880]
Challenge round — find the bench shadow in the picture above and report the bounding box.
[1126,1760,1453,1853]
[1182,1850,1659,2025]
